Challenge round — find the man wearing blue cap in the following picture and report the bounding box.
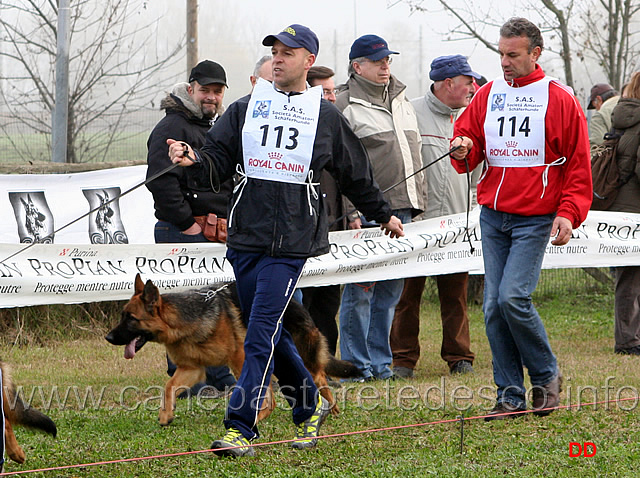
[391,55,481,379]
[336,34,424,382]
[168,24,403,457]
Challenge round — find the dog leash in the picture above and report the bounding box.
[0,157,185,265]
[330,145,462,228]
[462,156,475,253]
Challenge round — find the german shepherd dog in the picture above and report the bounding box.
[106,274,361,426]
[1,360,57,470]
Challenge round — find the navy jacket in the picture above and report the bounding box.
[196,94,392,258]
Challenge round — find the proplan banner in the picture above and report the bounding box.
[0,209,639,308]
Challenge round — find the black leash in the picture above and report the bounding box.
[463,157,476,254]
[0,158,183,265]
[331,145,462,228]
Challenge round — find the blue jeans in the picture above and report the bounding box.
[154,220,236,392]
[481,207,558,409]
[339,209,412,380]
[292,288,303,304]
[154,220,208,243]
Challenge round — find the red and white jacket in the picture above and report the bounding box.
[452,65,592,228]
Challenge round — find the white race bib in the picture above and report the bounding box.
[484,77,553,167]
[242,78,322,183]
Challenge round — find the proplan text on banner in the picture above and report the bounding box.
[1,208,639,308]
[301,209,483,287]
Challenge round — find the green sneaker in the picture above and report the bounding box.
[211,427,255,457]
[291,397,330,450]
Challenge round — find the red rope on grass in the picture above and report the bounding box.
[1,395,637,476]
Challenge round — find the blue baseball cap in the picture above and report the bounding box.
[429,55,481,81]
[262,24,319,56]
[349,34,399,61]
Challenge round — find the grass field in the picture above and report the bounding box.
[1,278,637,477]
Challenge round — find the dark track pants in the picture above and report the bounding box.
[223,248,318,440]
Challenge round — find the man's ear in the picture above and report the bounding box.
[531,46,542,62]
[305,53,316,70]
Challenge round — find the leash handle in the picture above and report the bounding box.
[181,142,221,194]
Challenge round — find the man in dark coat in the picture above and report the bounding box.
[146,60,236,395]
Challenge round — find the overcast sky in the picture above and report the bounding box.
[143,0,604,109]
[154,0,505,104]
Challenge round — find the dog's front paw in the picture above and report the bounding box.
[158,411,175,426]
[8,445,26,464]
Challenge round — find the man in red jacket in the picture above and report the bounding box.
[451,17,592,420]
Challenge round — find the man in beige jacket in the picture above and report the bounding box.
[391,55,481,378]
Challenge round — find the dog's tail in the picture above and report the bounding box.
[9,395,57,437]
[2,363,57,437]
[325,357,363,379]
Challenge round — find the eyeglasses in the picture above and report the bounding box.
[323,88,337,96]
[363,56,393,66]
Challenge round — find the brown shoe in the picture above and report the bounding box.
[531,373,563,416]
[484,402,527,422]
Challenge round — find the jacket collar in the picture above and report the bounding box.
[347,73,407,109]
[426,85,462,117]
[161,82,221,124]
[504,63,545,88]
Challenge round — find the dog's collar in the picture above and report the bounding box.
[198,283,229,302]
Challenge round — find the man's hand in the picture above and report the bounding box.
[380,215,404,238]
[450,136,473,161]
[183,222,202,235]
[551,216,572,246]
[167,139,195,167]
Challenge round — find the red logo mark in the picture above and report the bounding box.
[569,442,597,457]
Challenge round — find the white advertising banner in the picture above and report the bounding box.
[0,208,639,308]
[0,165,155,245]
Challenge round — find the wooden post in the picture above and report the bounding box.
[186,0,198,78]
[52,0,70,163]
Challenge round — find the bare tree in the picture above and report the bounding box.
[397,0,640,92]
[396,0,576,87]
[0,0,184,163]
[575,0,640,90]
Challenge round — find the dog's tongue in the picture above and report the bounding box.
[124,338,138,360]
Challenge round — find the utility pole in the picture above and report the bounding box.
[418,25,423,95]
[186,0,198,78]
[52,0,70,163]
[353,0,357,38]
[333,29,337,74]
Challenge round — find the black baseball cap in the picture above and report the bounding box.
[262,24,319,56]
[189,60,228,87]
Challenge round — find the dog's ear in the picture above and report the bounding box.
[134,273,144,294]
[142,279,160,312]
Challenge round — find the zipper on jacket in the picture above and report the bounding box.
[270,186,281,256]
